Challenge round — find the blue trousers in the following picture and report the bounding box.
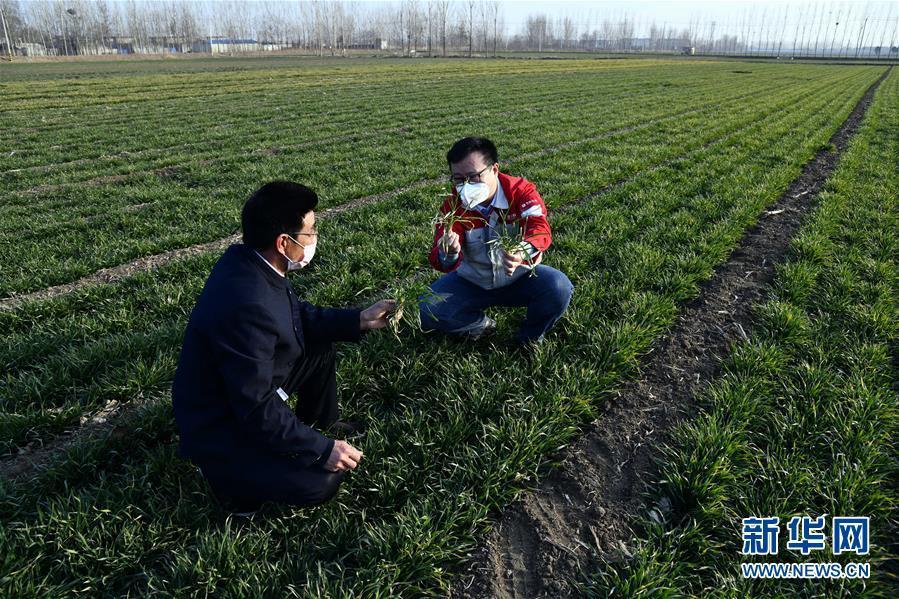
[419,265,574,344]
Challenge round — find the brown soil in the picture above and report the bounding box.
[450,67,891,599]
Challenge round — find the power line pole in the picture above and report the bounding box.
[59,3,68,56]
[854,16,868,58]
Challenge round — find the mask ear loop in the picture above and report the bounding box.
[280,234,309,271]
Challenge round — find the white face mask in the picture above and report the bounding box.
[298,239,316,268]
[283,236,316,271]
[457,181,492,209]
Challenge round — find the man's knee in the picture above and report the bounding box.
[418,293,453,331]
[537,268,574,308]
[305,341,336,361]
[296,469,346,506]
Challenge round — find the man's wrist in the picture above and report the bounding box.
[314,438,335,467]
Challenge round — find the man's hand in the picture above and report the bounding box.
[501,249,527,276]
[360,299,397,331]
[324,439,363,472]
[440,230,461,255]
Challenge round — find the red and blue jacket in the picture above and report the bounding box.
[429,172,552,289]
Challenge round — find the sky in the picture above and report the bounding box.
[495,1,898,45]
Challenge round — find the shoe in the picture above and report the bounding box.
[329,420,366,436]
[515,334,545,348]
[465,317,497,341]
[221,496,263,517]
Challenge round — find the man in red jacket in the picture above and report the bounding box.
[420,137,573,345]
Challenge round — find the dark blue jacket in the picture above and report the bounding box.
[172,244,361,467]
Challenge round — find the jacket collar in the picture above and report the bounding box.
[493,175,510,209]
[229,243,290,290]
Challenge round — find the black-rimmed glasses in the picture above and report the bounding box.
[449,164,493,186]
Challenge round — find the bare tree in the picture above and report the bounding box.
[426,0,433,55]
[488,0,499,57]
[0,1,13,59]
[435,0,448,56]
[466,0,474,56]
[526,14,546,52]
[561,15,575,50]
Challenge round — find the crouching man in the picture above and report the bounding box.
[172,181,395,514]
[420,137,573,345]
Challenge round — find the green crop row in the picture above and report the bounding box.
[0,66,875,298]
[0,65,877,452]
[1,61,721,147]
[1,63,785,194]
[0,58,710,111]
[0,60,739,161]
[0,63,888,596]
[584,67,897,599]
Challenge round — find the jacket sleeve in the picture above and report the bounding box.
[428,196,464,272]
[300,303,363,343]
[213,302,333,466]
[517,183,552,253]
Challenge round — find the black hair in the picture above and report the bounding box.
[446,136,499,166]
[241,181,318,250]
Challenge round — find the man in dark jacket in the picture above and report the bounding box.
[172,181,395,514]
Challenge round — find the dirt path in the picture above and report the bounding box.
[450,67,892,599]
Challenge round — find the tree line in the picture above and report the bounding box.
[1,0,896,60]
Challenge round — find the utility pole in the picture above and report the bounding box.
[838,5,854,57]
[60,3,68,56]
[826,10,840,58]
[854,17,868,58]
[492,2,497,58]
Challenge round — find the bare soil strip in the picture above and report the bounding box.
[450,67,891,599]
[0,88,789,311]
[0,398,140,481]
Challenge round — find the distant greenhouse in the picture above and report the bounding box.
[192,38,261,54]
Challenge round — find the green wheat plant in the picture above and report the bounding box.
[1,56,894,598]
[485,210,538,276]
[385,280,441,340]
[431,201,477,256]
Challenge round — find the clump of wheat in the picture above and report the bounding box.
[431,208,477,255]
[485,210,538,276]
[386,280,441,340]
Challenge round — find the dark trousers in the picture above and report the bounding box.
[198,342,346,508]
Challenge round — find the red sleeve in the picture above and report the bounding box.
[517,184,552,252]
[428,196,464,272]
